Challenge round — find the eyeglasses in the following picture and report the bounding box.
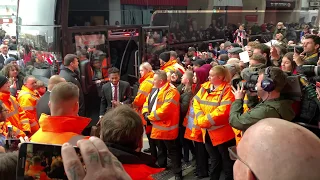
[228,146,259,180]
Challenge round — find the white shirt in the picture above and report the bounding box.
[151,86,164,112]
[110,82,120,101]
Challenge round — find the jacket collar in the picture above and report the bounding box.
[139,71,154,84]
[106,143,159,168]
[202,81,227,93]
[38,114,90,134]
[161,59,177,71]
[0,92,11,101]
[21,85,38,96]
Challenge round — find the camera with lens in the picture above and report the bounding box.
[297,65,320,82]
[236,66,261,92]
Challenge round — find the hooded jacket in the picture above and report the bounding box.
[229,98,295,131]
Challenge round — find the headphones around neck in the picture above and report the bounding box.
[261,67,275,92]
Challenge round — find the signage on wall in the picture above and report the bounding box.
[266,0,295,9]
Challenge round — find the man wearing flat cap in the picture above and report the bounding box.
[228,47,243,59]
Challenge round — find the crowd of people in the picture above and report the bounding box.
[0,19,319,180]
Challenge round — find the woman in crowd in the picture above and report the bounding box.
[193,65,236,180]
[177,70,195,163]
[2,63,24,97]
[184,66,210,178]
[281,52,297,75]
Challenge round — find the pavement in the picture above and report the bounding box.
[142,134,211,180]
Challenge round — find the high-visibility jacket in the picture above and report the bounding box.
[17,86,40,134]
[31,114,90,146]
[0,92,27,137]
[133,71,154,125]
[124,164,164,180]
[160,59,185,74]
[184,101,203,142]
[26,164,50,180]
[232,94,250,145]
[142,83,180,140]
[192,82,235,146]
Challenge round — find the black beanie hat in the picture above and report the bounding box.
[0,75,8,88]
[159,52,170,62]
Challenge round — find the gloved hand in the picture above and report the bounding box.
[143,113,151,125]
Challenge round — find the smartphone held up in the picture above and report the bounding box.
[17,143,81,180]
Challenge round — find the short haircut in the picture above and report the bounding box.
[219,54,229,61]
[100,105,143,150]
[273,44,287,56]
[50,82,79,103]
[169,51,178,59]
[259,67,287,92]
[36,80,45,88]
[305,34,320,47]
[154,70,167,81]
[140,62,152,72]
[0,152,18,180]
[0,44,8,49]
[48,75,65,91]
[247,41,259,47]
[23,75,36,84]
[251,54,267,64]
[108,67,120,75]
[32,156,41,164]
[64,54,77,66]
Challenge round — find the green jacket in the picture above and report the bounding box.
[229,98,295,131]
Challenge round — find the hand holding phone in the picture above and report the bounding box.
[18,137,131,180]
[62,137,131,180]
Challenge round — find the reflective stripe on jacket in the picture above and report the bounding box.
[31,114,90,146]
[160,59,185,74]
[0,92,26,137]
[184,102,203,142]
[17,86,40,134]
[193,82,235,146]
[133,72,154,125]
[142,83,180,140]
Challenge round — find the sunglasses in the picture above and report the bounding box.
[228,146,259,180]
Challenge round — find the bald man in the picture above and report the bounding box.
[36,75,65,119]
[233,118,320,180]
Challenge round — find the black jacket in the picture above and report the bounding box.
[99,80,131,115]
[177,84,193,126]
[36,91,50,120]
[107,143,158,168]
[59,67,86,116]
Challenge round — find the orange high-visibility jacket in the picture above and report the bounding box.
[142,83,180,140]
[0,92,27,137]
[133,72,154,125]
[17,86,40,134]
[26,165,50,180]
[31,114,90,146]
[192,82,235,146]
[160,59,186,74]
[184,100,203,142]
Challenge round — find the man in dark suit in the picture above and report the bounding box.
[0,44,17,70]
[36,75,66,120]
[99,67,131,118]
[59,54,86,116]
